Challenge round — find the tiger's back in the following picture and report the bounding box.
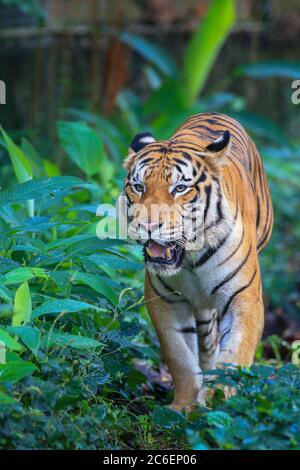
[174,112,273,254]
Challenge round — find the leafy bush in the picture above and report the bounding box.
[152,365,300,450]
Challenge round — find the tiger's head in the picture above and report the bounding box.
[122,130,231,276]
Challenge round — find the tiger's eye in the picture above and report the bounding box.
[133,183,144,193]
[175,184,187,193]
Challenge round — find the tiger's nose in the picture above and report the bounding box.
[139,221,162,236]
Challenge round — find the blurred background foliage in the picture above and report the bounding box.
[0,0,300,450]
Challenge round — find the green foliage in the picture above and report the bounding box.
[234,61,300,80]
[12,282,32,326]
[0,130,156,449]
[147,365,300,450]
[0,176,84,206]
[1,128,32,183]
[187,365,300,450]
[183,0,236,104]
[9,326,41,355]
[120,32,177,78]
[0,328,22,351]
[57,121,106,179]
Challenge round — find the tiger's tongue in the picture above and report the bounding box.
[148,240,167,258]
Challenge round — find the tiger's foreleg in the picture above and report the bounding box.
[198,268,264,403]
[194,308,220,404]
[195,308,220,371]
[215,266,264,369]
[145,273,203,411]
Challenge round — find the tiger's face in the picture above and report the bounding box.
[122,130,230,276]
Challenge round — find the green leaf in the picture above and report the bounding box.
[0,127,32,183]
[43,159,60,176]
[49,271,70,293]
[32,299,101,319]
[12,282,32,326]
[64,108,128,160]
[89,253,141,272]
[57,121,105,177]
[120,32,177,77]
[64,237,122,257]
[47,234,121,252]
[183,0,236,104]
[187,429,211,450]
[3,267,46,286]
[145,78,190,137]
[8,326,41,355]
[152,405,185,429]
[1,128,34,216]
[0,327,23,351]
[72,271,118,305]
[0,360,38,383]
[21,137,46,178]
[207,411,233,429]
[0,390,15,404]
[0,176,84,207]
[42,332,103,350]
[116,91,141,134]
[0,286,12,304]
[235,61,300,80]
[0,257,20,274]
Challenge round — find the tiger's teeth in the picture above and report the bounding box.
[166,247,171,259]
[146,247,154,258]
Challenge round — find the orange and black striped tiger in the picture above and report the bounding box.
[122,112,273,410]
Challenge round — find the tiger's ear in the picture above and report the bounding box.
[205,130,231,164]
[123,132,156,170]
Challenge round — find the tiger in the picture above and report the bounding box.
[122,112,273,411]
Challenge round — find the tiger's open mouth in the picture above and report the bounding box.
[144,240,185,268]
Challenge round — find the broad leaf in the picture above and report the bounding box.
[0,176,84,207]
[0,286,12,303]
[0,360,38,383]
[0,391,15,404]
[42,332,103,350]
[235,61,300,80]
[207,411,233,429]
[21,137,46,178]
[72,271,118,305]
[120,32,177,77]
[183,0,236,104]
[1,128,34,216]
[12,282,32,326]
[1,128,32,183]
[152,406,185,429]
[32,299,102,319]
[0,327,23,351]
[4,267,46,286]
[57,121,105,177]
[8,326,41,355]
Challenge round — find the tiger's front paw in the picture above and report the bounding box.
[167,401,195,413]
[168,386,207,412]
